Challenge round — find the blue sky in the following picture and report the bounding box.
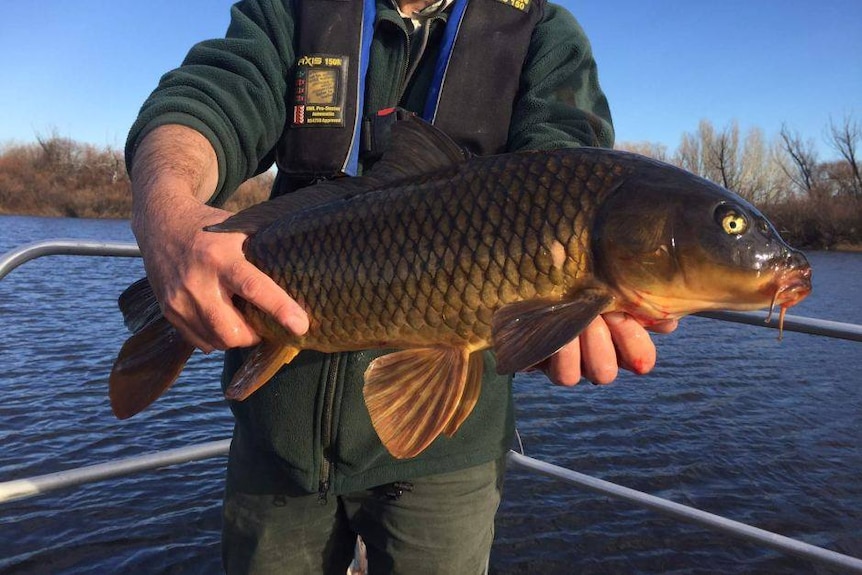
[1,1,859,159]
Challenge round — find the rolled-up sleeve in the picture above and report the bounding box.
[125,0,296,205]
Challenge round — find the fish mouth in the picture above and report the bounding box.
[766,265,812,338]
[770,265,812,307]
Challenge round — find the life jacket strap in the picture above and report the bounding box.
[359,107,417,164]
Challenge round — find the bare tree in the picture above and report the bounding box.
[675,119,710,179]
[673,119,744,192]
[779,124,822,198]
[827,114,862,197]
[708,122,743,191]
[672,119,790,202]
[738,128,792,203]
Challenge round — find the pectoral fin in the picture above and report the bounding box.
[492,288,614,374]
[224,342,300,401]
[363,346,477,459]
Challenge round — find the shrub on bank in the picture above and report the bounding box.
[0,138,273,219]
[763,196,862,250]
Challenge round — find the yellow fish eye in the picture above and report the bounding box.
[721,211,748,235]
[715,205,748,236]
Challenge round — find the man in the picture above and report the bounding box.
[125,0,676,572]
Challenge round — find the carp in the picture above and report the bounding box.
[110,116,811,458]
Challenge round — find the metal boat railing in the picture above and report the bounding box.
[0,239,142,281]
[2,239,861,574]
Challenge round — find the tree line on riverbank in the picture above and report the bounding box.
[0,133,272,219]
[1,117,860,249]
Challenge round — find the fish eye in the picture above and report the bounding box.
[714,205,749,235]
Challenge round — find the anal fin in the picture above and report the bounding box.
[224,342,300,401]
[363,346,476,459]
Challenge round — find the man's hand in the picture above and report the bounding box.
[538,313,678,386]
[130,124,309,353]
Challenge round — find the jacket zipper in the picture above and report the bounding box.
[316,11,437,504]
[318,352,342,503]
[401,20,432,99]
[394,23,411,103]
[377,8,436,109]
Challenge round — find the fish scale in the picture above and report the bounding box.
[241,151,603,353]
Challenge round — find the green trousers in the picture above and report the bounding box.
[221,432,505,575]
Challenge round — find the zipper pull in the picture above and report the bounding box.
[318,479,330,505]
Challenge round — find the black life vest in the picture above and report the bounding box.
[276,0,545,179]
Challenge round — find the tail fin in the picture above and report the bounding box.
[109,279,194,419]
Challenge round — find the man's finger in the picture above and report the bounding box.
[198,293,262,350]
[604,312,657,375]
[544,338,582,386]
[161,282,260,351]
[163,308,217,353]
[647,318,679,334]
[227,259,310,336]
[580,316,618,384]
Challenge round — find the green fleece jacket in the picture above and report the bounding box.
[126,0,614,495]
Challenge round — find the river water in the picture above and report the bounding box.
[0,214,859,574]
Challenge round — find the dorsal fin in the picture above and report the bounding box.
[364,115,471,185]
[207,116,469,236]
[204,178,368,235]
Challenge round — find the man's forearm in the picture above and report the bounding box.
[129,124,220,241]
